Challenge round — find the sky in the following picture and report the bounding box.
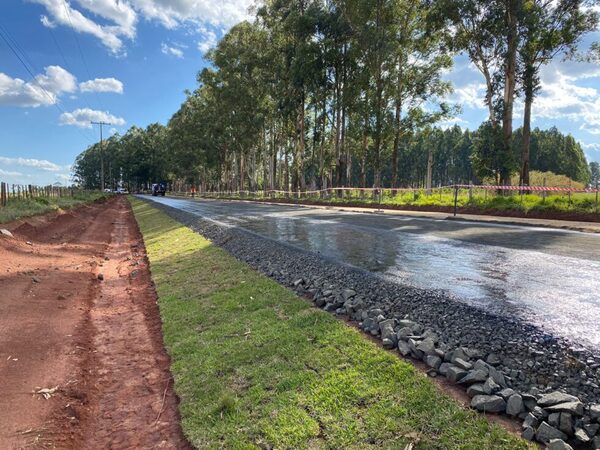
[0,0,599,186]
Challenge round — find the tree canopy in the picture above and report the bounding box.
[73,0,597,191]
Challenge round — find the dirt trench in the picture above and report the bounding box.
[0,196,190,449]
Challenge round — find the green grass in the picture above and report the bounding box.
[0,191,111,223]
[197,189,600,215]
[131,197,533,450]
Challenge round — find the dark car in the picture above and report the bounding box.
[151,183,166,196]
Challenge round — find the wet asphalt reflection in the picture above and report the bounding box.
[145,196,600,351]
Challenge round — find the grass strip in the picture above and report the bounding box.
[130,197,532,450]
[0,191,111,223]
[194,192,600,216]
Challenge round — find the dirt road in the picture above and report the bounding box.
[0,197,190,449]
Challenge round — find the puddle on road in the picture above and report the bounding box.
[242,214,600,351]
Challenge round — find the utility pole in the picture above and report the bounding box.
[91,121,110,191]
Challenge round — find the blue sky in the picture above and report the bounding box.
[0,0,599,185]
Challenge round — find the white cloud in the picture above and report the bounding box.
[582,142,600,151]
[524,61,600,135]
[79,77,124,93]
[0,168,23,177]
[453,82,486,110]
[0,65,77,107]
[33,0,136,55]
[32,0,251,56]
[438,117,468,130]
[59,108,126,128]
[161,42,184,58]
[197,27,218,54]
[0,156,62,172]
[130,0,253,29]
[0,156,72,184]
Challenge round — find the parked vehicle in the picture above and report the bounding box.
[151,183,166,196]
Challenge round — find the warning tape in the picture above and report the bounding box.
[172,184,600,195]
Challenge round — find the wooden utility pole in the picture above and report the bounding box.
[91,121,110,191]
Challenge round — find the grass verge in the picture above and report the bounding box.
[130,197,533,450]
[0,191,111,223]
[192,191,600,219]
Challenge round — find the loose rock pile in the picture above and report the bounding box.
[147,199,600,448]
[343,299,600,448]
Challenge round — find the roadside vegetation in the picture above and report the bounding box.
[0,191,110,223]
[131,197,532,449]
[199,187,600,216]
[72,1,599,202]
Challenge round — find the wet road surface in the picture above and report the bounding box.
[144,196,600,351]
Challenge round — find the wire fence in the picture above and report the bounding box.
[0,181,83,207]
[168,183,600,214]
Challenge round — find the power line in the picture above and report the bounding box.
[60,0,110,114]
[0,22,95,142]
[48,24,73,73]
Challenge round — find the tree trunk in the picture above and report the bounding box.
[296,95,306,191]
[520,66,534,190]
[426,150,433,195]
[501,0,518,187]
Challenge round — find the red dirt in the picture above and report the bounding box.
[0,197,191,449]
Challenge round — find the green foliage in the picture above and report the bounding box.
[71,0,596,193]
[0,191,110,224]
[131,198,533,449]
[512,127,591,184]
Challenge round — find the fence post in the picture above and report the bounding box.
[542,178,547,203]
[453,185,458,217]
[596,181,599,213]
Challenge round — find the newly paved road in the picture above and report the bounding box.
[145,196,600,351]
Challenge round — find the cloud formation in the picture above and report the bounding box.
[0,168,23,177]
[197,27,218,54]
[34,0,137,55]
[59,108,126,128]
[79,77,124,93]
[161,42,184,58]
[33,0,251,56]
[0,65,76,107]
[0,156,63,172]
[0,65,124,107]
[0,156,72,184]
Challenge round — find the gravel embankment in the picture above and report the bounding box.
[146,199,600,448]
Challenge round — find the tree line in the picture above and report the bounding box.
[73,0,599,191]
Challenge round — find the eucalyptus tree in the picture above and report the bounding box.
[440,0,505,125]
[338,0,397,188]
[517,0,598,186]
[388,0,455,188]
[203,21,272,191]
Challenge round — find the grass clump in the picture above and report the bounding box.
[131,197,533,450]
[0,191,110,223]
